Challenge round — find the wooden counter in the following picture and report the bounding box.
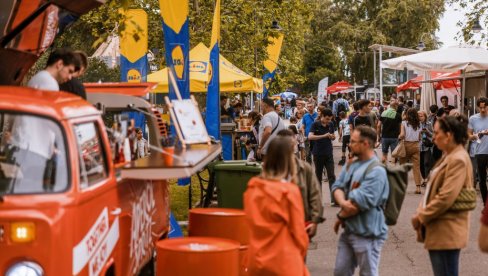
[121,144,222,180]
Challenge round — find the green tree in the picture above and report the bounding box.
[301,0,445,94]
[81,58,121,82]
[53,0,313,95]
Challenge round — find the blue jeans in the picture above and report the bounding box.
[429,249,460,276]
[381,137,398,154]
[334,232,385,276]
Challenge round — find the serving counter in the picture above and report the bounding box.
[121,144,222,180]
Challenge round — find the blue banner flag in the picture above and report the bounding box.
[159,0,190,101]
[205,0,221,140]
[159,1,191,185]
[120,9,148,83]
[168,212,184,238]
[262,33,284,98]
[262,71,276,98]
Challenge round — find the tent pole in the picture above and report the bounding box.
[379,47,383,105]
[461,70,466,114]
[373,50,377,88]
[473,96,476,116]
[251,91,254,111]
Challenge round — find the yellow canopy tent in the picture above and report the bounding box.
[148,43,263,93]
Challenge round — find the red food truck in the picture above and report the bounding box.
[0,1,221,275]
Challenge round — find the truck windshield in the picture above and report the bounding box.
[0,113,68,195]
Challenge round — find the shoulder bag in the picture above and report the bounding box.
[449,186,477,211]
[392,139,406,158]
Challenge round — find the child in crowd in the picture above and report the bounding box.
[290,116,304,159]
[246,140,256,162]
[288,124,300,157]
[338,111,350,166]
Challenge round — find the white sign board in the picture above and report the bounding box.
[318,77,328,105]
[170,98,210,145]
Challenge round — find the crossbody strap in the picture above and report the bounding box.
[346,160,381,199]
[270,116,281,136]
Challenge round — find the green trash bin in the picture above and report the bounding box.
[213,161,262,209]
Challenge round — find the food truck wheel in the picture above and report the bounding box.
[105,265,115,276]
[138,257,155,276]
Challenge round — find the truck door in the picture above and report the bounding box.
[71,120,120,276]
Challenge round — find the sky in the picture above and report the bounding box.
[436,2,485,48]
[436,4,464,48]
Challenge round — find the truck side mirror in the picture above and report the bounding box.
[95,103,105,114]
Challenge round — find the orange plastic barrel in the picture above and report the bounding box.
[188,208,250,245]
[156,237,240,276]
[239,245,249,276]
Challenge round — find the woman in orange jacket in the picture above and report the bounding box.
[244,136,310,276]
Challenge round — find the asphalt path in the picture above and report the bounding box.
[306,140,488,275]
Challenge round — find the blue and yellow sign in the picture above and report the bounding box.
[171,45,185,79]
[127,69,142,83]
[207,62,213,83]
[159,0,190,100]
[120,9,148,82]
[190,61,207,73]
[160,0,191,185]
[206,0,221,140]
[263,33,284,98]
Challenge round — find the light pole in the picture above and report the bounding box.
[472,19,483,33]
[417,33,431,51]
[253,19,282,111]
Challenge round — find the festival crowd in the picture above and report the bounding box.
[226,92,488,276]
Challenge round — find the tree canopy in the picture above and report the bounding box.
[54,0,452,95]
[301,0,445,93]
[55,0,313,95]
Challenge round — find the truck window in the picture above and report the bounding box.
[74,122,107,188]
[0,113,68,195]
[103,111,151,164]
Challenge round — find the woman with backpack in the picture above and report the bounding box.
[398,108,422,194]
[411,115,474,276]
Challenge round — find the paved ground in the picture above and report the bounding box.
[306,139,488,275]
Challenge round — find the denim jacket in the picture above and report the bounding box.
[331,157,389,239]
[420,121,433,152]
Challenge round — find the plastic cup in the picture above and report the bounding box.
[163,146,175,166]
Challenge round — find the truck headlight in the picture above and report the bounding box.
[10,222,36,243]
[6,261,43,276]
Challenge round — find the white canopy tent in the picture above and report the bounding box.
[381,45,488,112]
[420,71,435,113]
[381,45,488,72]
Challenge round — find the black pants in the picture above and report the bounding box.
[342,135,350,154]
[476,154,488,206]
[471,156,478,188]
[420,149,433,179]
[305,140,314,164]
[314,154,336,202]
[335,117,341,131]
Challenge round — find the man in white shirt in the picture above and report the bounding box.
[257,97,286,159]
[468,97,488,206]
[27,48,78,91]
